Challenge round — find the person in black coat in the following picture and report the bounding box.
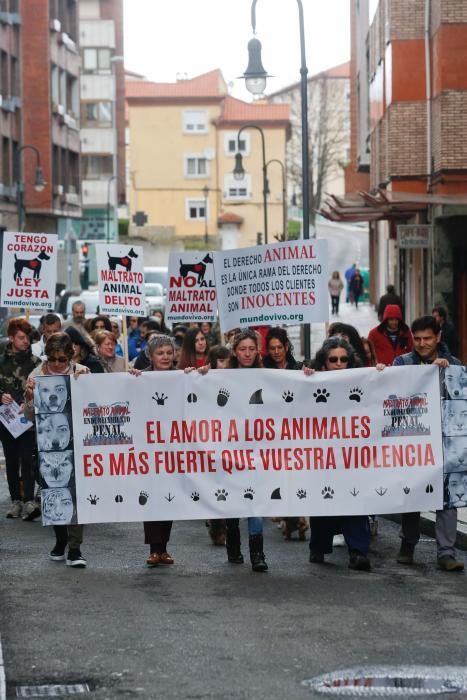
[64,327,104,373]
[432,306,458,357]
[377,284,403,321]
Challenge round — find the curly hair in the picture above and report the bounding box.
[228,329,263,369]
[265,327,295,362]
[313,337,362,371]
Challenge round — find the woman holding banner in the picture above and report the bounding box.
[24,332,89,567]
[131,334,180,567]
[224,329,269,572]
[308,336,372,571]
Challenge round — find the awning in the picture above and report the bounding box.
[319,190,467,223]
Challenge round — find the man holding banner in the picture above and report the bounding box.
[393,315,464,572]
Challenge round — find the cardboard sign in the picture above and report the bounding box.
[166,251,216,323]
[96,244,146,316]
[213,240,329,332]
[0,232,58,310]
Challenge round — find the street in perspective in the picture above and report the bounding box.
[1,0,467,699]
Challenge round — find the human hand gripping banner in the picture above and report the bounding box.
[34,365,446,525]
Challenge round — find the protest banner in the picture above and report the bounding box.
[0,232,58,310]
[213,239,329,331]
[166,251,216,323]
[441,365,467,508]
[95,243,146,317]
[32,364,448,526]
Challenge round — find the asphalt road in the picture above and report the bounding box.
[1,481,465,700]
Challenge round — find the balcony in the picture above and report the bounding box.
[82,179,116,207]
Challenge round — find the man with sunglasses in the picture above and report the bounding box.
[0,318,41,520]
[393,315,464,572]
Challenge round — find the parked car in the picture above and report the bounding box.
[145,282,165,314]
[144,266,168,295]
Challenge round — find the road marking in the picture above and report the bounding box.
[16,685,89,697]
[0,634,5,700]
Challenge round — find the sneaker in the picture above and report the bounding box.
[6,500,22,519]
[49,544,66,561]
[22,500,41,521]
[66,549,87,568]
[349,552,371,571]
[309,552,325,564]
[437,556,464,572]
[333,534,346,547]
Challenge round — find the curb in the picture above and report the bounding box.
[384,513,467,551]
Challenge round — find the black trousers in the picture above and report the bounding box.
[0,425,36,502]
[331,295,340,314]
[144,521,172,552]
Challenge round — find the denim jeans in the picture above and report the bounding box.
[226,517,263,536]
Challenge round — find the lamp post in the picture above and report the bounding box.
[233,123,269,244]
[16,145,46,231]
[106,174,119,244]
[266,158,287,240]
[108,55,125,245]
[241,0,311,359]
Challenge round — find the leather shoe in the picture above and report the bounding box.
[437,556,464,572]
[146,553,161,567]
[158,552,174,565]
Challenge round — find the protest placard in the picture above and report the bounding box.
[0,401,33,438]
[95,244,146,316]
[213,239,329,331]
[441,365,467,509]
[0,232,58,310]
[166,251,216,323]
[35,364,445,526]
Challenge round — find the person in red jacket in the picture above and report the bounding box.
[367,304,413,365]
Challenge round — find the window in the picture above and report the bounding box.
[82,101,112,126]
[51,65,60,104]
[186,199,207,220]
[82,155,113,179]
[82,48,111,73]
[224,132,250,156]
[184,155,208,178]
[183,110,208,133]
[223,174,251,200]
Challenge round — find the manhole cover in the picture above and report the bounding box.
[16,684,90,697]
[302,666,467,696]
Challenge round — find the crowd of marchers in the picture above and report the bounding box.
[0,290,464,574]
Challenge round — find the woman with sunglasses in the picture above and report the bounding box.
[24,333,89,567]
[308,336,372,571]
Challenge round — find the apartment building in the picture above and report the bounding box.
[126,69,289,250]
[334,0,467,359]
[268,62,351,215]
[78,0,125,243]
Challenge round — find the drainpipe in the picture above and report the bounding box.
[424,0,432,193]
[424,0,434,308]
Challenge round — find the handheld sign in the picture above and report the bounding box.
[96,244,146,317]
[213,239,329,332]
[1,232,58,310]
[166,251,216,323]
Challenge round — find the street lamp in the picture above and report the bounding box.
[241,0,311,359]
[202,185,209,245]
[233,123,269,244]
[106,174,124,243]
[16,144,46,231]
[266,159,287,240]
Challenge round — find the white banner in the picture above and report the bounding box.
[95,244,146,316]
[45,364,445,525]
[166,251,216,323]
[213,239,329,331]
[0,232,58,310]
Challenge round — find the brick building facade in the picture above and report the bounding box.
[344,0,467,360]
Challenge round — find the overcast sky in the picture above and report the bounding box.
[123,0,350,99]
